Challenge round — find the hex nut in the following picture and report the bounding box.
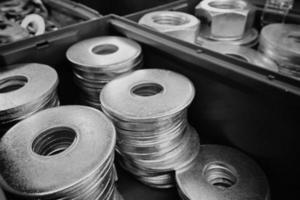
[139,11,200,43]
[195,0,255,40]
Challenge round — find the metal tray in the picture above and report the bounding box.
[0,0,101,47]
[125,0,300,81]
[0,15,299,200]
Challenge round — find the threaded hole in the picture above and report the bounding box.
[209,1,246,10]
[0,76,28,93]
[204,162,237,190]
[92,44,119,55]
[152,14,189,26]
[226,54,249,62]
[32,127,77,157]
[131,83,164,97]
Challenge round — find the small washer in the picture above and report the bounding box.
[0,63,58,119]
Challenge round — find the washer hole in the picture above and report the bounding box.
[131,83,164,97]
[92,44,119,55]
[152,14,189,26]
[0,76,28,93]
[209,0,246,10]
[204,162,237,190]
[32,127,77,157]
[226,54,249,62]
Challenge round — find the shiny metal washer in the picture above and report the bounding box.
[100,69,195,121]
[197,28,259,47]
[0,63,58,115]
[201,43,279,72]
[66,36,142,73]
[0,106,117,199]
[176,145,270,200]
[259,23,300,78]
[0,63,59,136]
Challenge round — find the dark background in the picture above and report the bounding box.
[72,0,300,15]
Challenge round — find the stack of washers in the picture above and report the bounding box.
[101,69,200,188]
[0,106,123,200]
[66,36,143,109]
[0,63,59,136]
[259,23,300,78]
[175,145,270,200]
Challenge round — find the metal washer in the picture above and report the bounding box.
[66,36,142,73]
[0,106,116,199]
[259,23,300,78]
[176,145,270,200]
[100,69,195,121]
[201,43,279,72]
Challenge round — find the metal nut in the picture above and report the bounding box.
[139,11,200,43]
[195,0,255,40]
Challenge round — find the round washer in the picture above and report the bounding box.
[176,145,270,200]
[260,23,300,59]
[66,36,142,72]
[0,105,116,197]
[100,69,195,121]
[0,63,58,114]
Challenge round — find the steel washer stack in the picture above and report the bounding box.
[66,36,143,109]
[259,23,300,78]
[0,106,122,200]
[101,69,201,188]
[0,63,59,136]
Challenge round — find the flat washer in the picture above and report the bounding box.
[66,36,142,72]
[176,145,270,200]
[100,69,195,121]
[0,63,58,116]
[0,105,116,197]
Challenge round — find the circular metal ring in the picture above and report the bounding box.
[197,28,259,47]
[66,36,142,72]
[100,69,195,121]
[200,43,279,72]
[176,145,270,200]
[259,23,300,78]
[0,106,116,198]
[0,63,58,118]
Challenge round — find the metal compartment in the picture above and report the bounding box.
[0,15,299,200]
[0,0,100,47]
